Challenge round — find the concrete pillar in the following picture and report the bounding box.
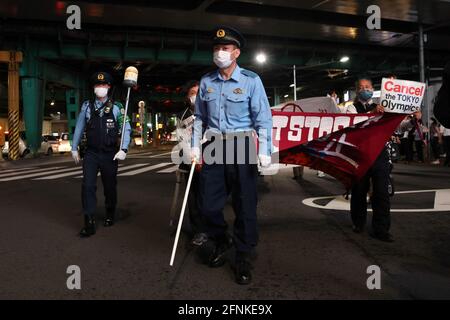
[66,88,80,140]
[22,77,44,154]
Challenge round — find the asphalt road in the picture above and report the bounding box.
[1,147,450,299]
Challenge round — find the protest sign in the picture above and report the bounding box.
[380,78,426,114]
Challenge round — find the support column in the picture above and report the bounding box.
[273,87,280,105]
[419,24,431,159]
[66,88,80,140]
[7,52,22,160]
[22,77,44,154]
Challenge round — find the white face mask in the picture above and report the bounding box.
[94,87,108,98]
[189,95,196,106]
[213,50,234,69]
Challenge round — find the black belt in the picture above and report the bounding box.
[219,131,254,140]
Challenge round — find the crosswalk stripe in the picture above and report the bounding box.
[128,151,175,159]
[0,166,63,178]
[156,165,179,173]
[129,151,153,156]
[0,166,68,181]
[73,163,149,179]
[117,162,172,176]
[0,167,36,174]
[0,167,37,175]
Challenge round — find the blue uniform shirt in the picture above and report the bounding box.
[192,65,273,156]
[72,99,132,151]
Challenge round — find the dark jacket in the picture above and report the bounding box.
[434,61,450,128]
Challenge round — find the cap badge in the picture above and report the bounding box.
[216,29,226,38]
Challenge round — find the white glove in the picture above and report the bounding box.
[191,147,200,163]
[258,154,271,168]
[71,151,80,165]
[113,150,127,161]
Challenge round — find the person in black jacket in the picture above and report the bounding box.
[347,77,394,242]
[176,80,207,246]
[434,62,450,128]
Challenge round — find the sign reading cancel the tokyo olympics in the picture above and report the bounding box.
[380,78,426,114]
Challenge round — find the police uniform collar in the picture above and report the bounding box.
[95,98,108,106]
[215,64,241,82]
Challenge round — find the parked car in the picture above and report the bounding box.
[2,132,54,157]
[57,133,72,153]
[1,131,28,158]
[41,135,59,155]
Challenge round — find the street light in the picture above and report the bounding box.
[255,52,267,64]
[340,56,350,63]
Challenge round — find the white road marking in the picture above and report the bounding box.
[0,166,62,178]
[302,189,450,212]
[0,167,68,181]
[0,167,36,174]
[156,165,179,173]
[72,163,149,178]
[117,162,172,176]
[128,151,176,159]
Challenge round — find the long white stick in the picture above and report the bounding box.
[120,87,131,150]
[170,161,196,266]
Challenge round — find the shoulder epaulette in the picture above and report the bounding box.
[240,69,258,78]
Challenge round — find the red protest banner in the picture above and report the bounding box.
[272,111,405,188]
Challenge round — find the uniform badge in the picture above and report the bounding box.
[233,88,244,94]
[120,108,125,115]
[104,106,111,114]
[106,119,115,128]
[97,73,104,80]
[207,88,214,93]
[216,29,225,38]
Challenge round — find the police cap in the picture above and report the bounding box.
[213,26,246,49]
[91,71,113,86]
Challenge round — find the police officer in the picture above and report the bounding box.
[191,26,272,285]
[71,71,131,238]
[347,77,393,242]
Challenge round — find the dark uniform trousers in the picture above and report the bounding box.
[82,150,118,216]
[198,136,258,256]
[351,148,391,234]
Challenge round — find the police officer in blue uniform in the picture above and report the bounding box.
[192,27,273,285]
[72,71,131,238]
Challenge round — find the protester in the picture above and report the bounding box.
[430,118,442,164]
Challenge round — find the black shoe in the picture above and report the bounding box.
[352,225,364,234]
[234,260,252,285]
[80,215,96,238]
[208,237,233,268]
[191,233,208,246]
[370,231,394,242]
[104,209,115,227]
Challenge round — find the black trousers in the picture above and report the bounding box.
[82,149,118,216]
[431,137,441,160]
[184,168,205,235]
[406,135,414,161]
[415,140,424,162]
[198,137,258,255]
[445,136,450,165]
[351,149,391,235]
